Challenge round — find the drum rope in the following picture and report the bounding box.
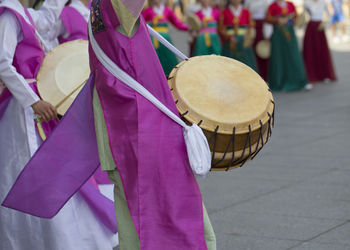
[209,126,220,167]
[251,121,265,161]
[227,127,236,170]
[213,128,236,168]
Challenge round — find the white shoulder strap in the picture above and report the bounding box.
[146,24,188,61]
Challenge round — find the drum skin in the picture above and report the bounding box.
[37,40,90,115]
[168,55,274,171]
[256,39,271,59]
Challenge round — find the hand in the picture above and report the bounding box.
[190,30,198,37]
[278,17,288,25]
[229,36,237,44]
[32,100,57,122]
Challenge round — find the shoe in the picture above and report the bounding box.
[342,35,350,42]
[304,83,314,90]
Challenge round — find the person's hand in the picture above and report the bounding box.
[32,100,57,122]
[278,17,288,25]
[229,36,237,44]
[190,30,198,38]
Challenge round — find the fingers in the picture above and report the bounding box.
[46,105,57,122]
[33,101,58,123]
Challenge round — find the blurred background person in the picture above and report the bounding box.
[266,0,308,91]
[192,0,221,56]
[219,0,257,71]
[303,0,337,83]
[143,0,189,76]
[245,0,273,80]
[328,0,349,42]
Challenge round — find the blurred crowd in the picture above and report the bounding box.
[143,0,346,91]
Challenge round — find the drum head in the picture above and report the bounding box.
[37,40,90,115]
[186,14,201,32]
[256,40,271,59]
[169,55,273,135]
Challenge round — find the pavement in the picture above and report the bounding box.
[169,27,350,250]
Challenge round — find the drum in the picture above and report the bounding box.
[256,39,271,59]
[186,14,202,32]
[168,55,274,171]
[295,11,307,28]
[243,28,256,48]
[37,40,90,115]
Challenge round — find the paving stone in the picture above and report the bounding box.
[199,172,290,214]
[210,210,343,241]
[289,242,350,250]
[215,233,299,250]
[228,180,350,220]
[313,222,350,246]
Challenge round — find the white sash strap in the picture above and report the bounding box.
[146,24,189,61]
[88,21,210,176]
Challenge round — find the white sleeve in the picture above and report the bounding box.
[27,0,66,36]
[0,10,40,108]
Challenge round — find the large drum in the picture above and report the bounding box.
[168,55,274,171]
[37,40,90,115]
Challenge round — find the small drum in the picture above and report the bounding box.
[168,55,274,171]
[37,40,90,115]
[295,11,307,28]
[256,40,271,59]
[243,28,256,48]
[186,14,202,32]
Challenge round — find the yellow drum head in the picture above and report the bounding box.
[169,55,273,134]
[37,40,90,115]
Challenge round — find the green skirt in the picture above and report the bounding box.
[152,32,178,76]
[193,33,222,56]
[268,25,307,91]
[222,35,257,72]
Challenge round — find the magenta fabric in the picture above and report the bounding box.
[93,167,111,184]
[58,6,88,44]
[142,5,189,30]
[90,0,207,249]
[302,21,337,82]
[2,75,117,233]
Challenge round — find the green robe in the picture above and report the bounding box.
[268,24,307,91]
[221,27,257,71]
[193,23,222,56]
[149,23,179,76]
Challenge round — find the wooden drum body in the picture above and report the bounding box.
[168,55,274,171]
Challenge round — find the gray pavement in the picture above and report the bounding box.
[170,27,350,249]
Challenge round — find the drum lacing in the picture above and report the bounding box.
[251,120,265,160]
[209,126,220,168]
[180,111,189,118]
[214,127,236,168]
[209,105,274,170]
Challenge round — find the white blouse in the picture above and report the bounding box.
[305,0,327,21]
[245,0,273,20]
